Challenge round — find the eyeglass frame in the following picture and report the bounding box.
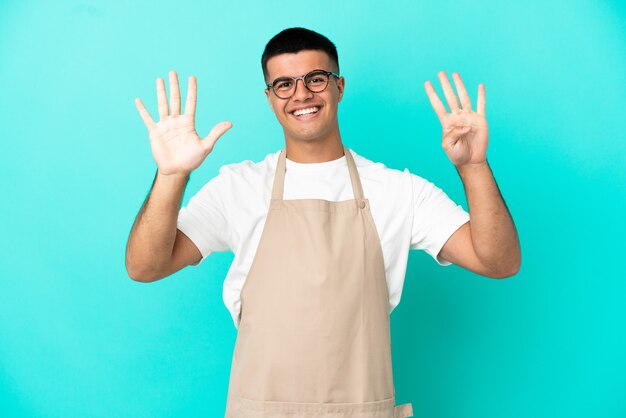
[265,69,341,99]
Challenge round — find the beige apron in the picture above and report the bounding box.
[224,146,413,418]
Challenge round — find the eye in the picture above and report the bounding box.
[275,80,292,90]
[306,72,329,85]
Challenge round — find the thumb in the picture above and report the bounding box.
[202,121,233,154]
[443,125,470,147]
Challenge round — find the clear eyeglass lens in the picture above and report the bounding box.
[273,78,294,98]
[304,71,329,92]
[272,71,330,98]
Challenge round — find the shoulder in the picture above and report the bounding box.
[350,148,420,186]
[350,149,441,207]
[192,151,280,199]
[206,150,281,193]
[217,150,281,178]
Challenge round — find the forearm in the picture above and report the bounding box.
[125,170,190,280]
[456,161,521,276]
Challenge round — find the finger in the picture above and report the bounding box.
[156,77,168,119]
[424,81,448,121]
[477,83,486,116]
[202,121,233,153]
[184,75,197,116]
[438,71,461,112]
[134,98,156,130]
[444,125,470,147]
[169,70,181,116]
[452,72,473,112]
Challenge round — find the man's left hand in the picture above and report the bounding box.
[424,71,488,168]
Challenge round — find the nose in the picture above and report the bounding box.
[292,78,313,100]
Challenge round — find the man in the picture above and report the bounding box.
[126,27,520,418]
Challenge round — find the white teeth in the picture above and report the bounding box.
[293,107,319,116]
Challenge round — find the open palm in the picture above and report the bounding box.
[135,71,232,176]
[424,71,488,167]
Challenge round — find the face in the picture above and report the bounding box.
[264,50,345,144]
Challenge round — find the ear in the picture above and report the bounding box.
[337,76,345,102]
[265,88,274,112]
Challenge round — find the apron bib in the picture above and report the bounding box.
[224,146,413,418]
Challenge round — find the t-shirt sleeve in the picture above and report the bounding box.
[176,171,232,266]
[409,172,470,266]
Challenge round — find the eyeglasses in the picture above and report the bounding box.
[266,69,340,99]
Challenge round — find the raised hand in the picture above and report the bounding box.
[424,71,488,168]
[134,71,232,176]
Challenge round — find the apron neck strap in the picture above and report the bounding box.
[271,145,365,201]
[343,146,365,201]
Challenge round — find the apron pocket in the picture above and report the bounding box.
[236,396,412,417]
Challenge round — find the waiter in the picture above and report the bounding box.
[126,27,521,418]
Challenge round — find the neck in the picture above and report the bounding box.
[284,131,344,163]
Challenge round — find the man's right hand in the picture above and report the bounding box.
[134,70,232,176]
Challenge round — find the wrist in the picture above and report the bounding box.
[155,169,190,188]
[156,169,191,180]
[455,160,490,177]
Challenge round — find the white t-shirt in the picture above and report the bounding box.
[177,149,470,329]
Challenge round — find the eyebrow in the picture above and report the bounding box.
[271,69,328,80]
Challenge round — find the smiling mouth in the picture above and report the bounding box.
[291,106,321,118]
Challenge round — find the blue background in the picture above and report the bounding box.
[1,0,625,417]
